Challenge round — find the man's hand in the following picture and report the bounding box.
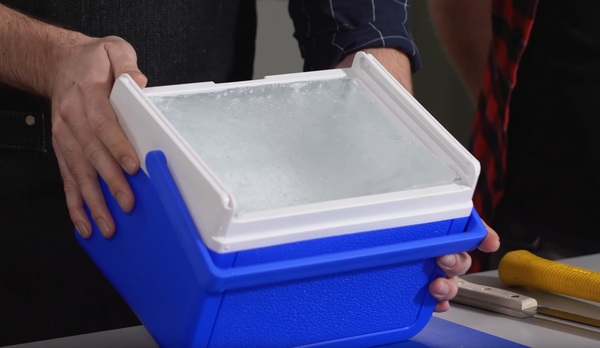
[50,34,147,238]
[336,49,500,312]
[430,222,500,312]
[0,6,147,239]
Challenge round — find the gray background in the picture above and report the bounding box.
[255,0,474,146]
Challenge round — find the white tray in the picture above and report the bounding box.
[109,52,479,253]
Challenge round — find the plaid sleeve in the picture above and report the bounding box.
[470,0,538,221]
[288,0,421,72]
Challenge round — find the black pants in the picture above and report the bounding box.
[0,111,140,345]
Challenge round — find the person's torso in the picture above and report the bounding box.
[0,0,257,153]
[2,0,257,85]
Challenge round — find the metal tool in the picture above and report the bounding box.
[498,250,600,302]
[451,277,600,334]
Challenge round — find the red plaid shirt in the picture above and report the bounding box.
[468,0,539,272]
[471,0,539,222]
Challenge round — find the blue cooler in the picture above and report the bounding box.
[77,52,486,347]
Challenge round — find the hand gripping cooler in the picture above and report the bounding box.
[77,52,486,347]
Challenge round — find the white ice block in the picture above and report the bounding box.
[109,52,480,253]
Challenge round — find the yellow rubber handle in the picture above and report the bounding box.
[498,250,600,302]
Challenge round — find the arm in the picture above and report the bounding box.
[341,47,498,312]
[289,0,418,92]
[424,1,498,310]
[289,0,499,312]
[0,5,55,96]
[427,0,492,102]
[0,4,147,238]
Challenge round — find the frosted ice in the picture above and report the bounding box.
[149,77,458,216]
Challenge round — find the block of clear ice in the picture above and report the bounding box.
[149,77,458,216]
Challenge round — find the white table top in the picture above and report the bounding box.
[8,253,600,348]
[435,253,600,347]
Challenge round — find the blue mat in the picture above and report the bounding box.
[383,317,528,348]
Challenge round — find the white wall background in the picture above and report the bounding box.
[255,0,303,79]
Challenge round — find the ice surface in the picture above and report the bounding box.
[149,77,458,216]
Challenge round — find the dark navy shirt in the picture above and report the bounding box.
[289,0,420,72]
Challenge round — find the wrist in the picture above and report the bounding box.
[363,48,413,94]
[46,30,91,98]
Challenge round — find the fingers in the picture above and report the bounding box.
[478,221,500,252]
[54,137,91,238]
[50,35,145,239]
[434,301,451,313]
[52,119,115,238]
[432,252,472,312]
[430,219,501,311]
[57,84,135,215]
[436,219,500,276]
[436,252,472,277]
[431,254,468,312]
[82,87,136,212]
[429,277,458,313]
[84,93,139,179]
[93,38,143,178]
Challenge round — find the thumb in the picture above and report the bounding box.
[104,37,148,88]
[478,222,501,253]
[124,70,148,89]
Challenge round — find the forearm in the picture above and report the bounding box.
[0,4,82,97]
[290,0,416,93]
[290,0,420,77]
[427,0,492,102]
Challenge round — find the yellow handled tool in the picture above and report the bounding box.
[498,250,600,302]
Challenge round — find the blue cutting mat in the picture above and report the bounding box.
[382,317,528,348]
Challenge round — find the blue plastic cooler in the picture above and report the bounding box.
[77,52,487,347]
